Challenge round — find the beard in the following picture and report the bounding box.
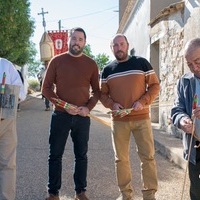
[69,44,84,56]
[114,51,128,61]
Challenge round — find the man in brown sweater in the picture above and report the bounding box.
[42,27,100,200]
[100,34,160,200]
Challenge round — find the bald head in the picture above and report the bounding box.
[110,34,129,47]
[184,38,200,78]
[185,38,200,57]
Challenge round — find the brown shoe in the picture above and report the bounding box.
[75,191,89,200]
[116,193,133,200]
[45,194,60,200]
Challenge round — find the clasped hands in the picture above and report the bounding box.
[52,97,89,117]
[65,105,89,117]
[111,101,144,118]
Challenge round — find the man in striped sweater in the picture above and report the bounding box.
[100,34,160,200]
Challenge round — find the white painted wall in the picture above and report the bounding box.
[122,0,151,59]
[120,0,182,60]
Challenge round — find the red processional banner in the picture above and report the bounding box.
[48,30,68,56]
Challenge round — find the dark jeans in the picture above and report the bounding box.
[45,98,50,108]
[189,161,200,200]
[48,111,90,195]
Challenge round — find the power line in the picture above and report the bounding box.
[35,6,118,24]
[61,6,118,21]
[87,15,118,32]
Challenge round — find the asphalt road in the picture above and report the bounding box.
[15,95,190,200]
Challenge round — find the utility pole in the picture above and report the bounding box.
[38,8,48,32]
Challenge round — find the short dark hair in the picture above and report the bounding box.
[70,27,86,40]
[110,34,129,46]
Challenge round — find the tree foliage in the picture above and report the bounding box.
[0,0,36,67]
[95,53,110,71]
[83,44,94,59]
[26,42,41,77]
[83,44,110,71]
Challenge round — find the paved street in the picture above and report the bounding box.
[16,94,190,200]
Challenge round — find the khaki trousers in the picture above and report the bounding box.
[111,119,158,200]
[0,119,17,200]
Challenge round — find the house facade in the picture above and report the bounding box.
[118,0,200,136]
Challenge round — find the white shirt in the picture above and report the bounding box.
[0,57,26,101]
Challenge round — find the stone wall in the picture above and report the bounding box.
[152,3,200,137]
[159,12,184,135]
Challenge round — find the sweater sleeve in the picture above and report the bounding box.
[171,78,191,128]
[85,64,100,111]
[100,68,115,109]
[138,58,160,106]
[42,58,58,103]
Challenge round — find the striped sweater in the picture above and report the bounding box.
[100,56,160,121]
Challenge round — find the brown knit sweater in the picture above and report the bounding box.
[42,52,100,112]
[100,56,160,121]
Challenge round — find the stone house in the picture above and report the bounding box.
[118,0,200,137]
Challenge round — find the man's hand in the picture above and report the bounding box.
[193,106,200,119]
[112,103,123,117]
[111,103,132,117]
[180,116,193,133]
[66,105,79,115]
[77,106,90,117]
[51,97,79,115]
[132,101,143,111]
[112,102,124,110]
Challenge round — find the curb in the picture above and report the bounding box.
[152,127,187,169]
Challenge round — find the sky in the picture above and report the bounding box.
[30,0,119,60]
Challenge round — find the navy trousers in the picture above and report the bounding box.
[189,155,200,200]
[47,111,90,195]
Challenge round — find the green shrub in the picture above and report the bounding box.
[28,79,40,91]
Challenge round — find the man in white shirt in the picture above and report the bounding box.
[0,57,26,200]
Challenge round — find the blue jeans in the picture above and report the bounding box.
[48,111,90,195]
